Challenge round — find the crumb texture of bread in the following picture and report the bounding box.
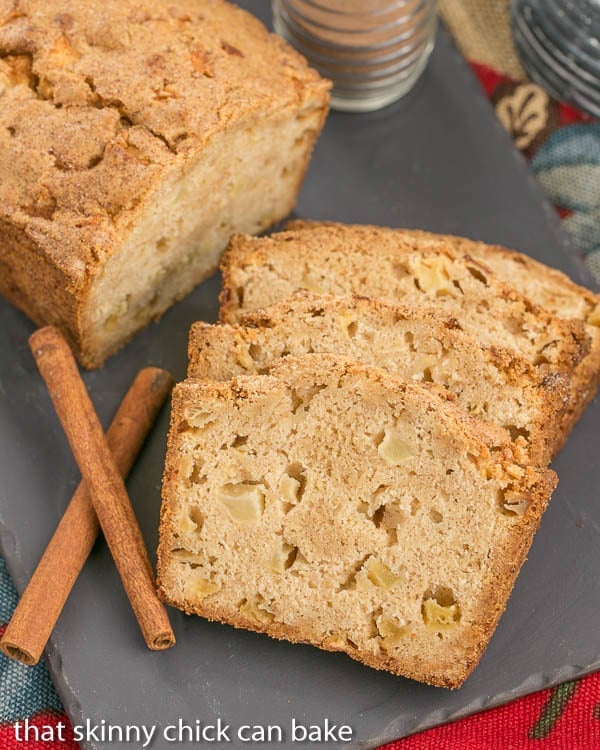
[0,0,330,367]
[380,226,600,324]
[284,221,600,435]
[158,354,556,688]
[380,226,600,441]
[188,292,566,463]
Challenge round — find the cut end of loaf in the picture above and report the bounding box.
[158,354,556,688]
[76,104,328,368]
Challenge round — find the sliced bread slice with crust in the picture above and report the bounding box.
[188,292,567,463]
[219,223,590,449]
[158,353,557,688]
[286,220,600,443]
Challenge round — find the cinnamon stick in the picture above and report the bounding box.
[1,366,174,665]
[26,327,176,652]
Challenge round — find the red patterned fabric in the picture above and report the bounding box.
[381,673,600,749]
[0,713,77,750]
[471,62,593,128]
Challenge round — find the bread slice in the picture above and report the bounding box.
[158,354,556,688]
[220,224,588,373]
[288,221,600,443]
[188,292,567,463]
[388,226,600,442]
[0,1,329,367]
[219,223,590,448]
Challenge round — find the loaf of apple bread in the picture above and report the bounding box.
[0,0,329,367]
[188,292,567,463]
[157,354,556,688]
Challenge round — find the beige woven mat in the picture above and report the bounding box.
[438,0,526,79]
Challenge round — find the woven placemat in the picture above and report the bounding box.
[439,0,525,79]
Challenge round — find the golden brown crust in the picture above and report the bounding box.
[0,2,327,243]
[158,354,556,688]
[0,1,330,366]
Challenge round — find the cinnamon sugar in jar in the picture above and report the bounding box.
[273,0,438,112]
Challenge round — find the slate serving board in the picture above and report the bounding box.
[1,5,599,748]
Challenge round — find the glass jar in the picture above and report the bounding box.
[511,0,600,117]
[272,0,438,112]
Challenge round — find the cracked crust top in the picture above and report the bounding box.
[0,0,329,288]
